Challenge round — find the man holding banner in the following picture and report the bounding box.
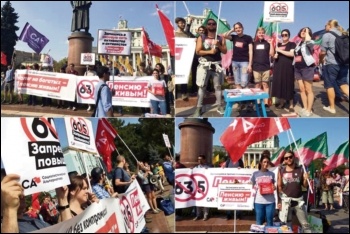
[193,18,227,117]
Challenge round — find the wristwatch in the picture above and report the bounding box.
[57,204,69,211]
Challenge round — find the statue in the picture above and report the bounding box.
[70,1,92,33]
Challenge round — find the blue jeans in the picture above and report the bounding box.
[150,99,166,115]
[232,61,249,88]
[254,203,275,226]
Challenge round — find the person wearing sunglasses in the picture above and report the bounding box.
[271,29,296,113]
[294,27,316,117]
[193,18,227,117]
[277,151,311,233]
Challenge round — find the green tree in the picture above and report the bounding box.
[1,1,19,67]
[54,57,68,72]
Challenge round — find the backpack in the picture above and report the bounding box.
[112,167,128,194]
[328,31,349,65]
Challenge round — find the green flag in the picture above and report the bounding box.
[298,132,328,166]
[271,146,285,164]
[324,141,349,172]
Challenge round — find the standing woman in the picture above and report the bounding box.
[148,69,167,115]
[271,29,296,112]
[294,27,316,117]
[155,63,171,116]
[251,152,276,226]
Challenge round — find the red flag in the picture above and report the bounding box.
[220,118,291,163]
[1,52,7,65]
[31,192,40,211]
[142,27,163,58]
[95,118,118,172]
[156,4,174,56]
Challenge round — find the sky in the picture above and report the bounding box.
[175,118,349,156]
[1,1,175,61]
[176,1,349,37]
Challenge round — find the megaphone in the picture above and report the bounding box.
[149,175,159,185]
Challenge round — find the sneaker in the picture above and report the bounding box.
[193,216,201,221]
[298,108,307,116]
[152,209,159,214]
[67,107,71,110]
[193,107,202,117]
[203,215,209,221]
[72,107,77,111]
[87,106,91,111]
[217,106,224,115]
[323,106,336,114]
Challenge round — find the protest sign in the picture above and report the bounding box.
[80,53,96,65]
[263,1,295,22]
[16,69,76,101]
[163,134,171,148]
[217,183,254,210]
[98,30,131,55]
[1,118,70,195]
[175,37,196,84]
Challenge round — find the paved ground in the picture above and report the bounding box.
[175,80,349,118]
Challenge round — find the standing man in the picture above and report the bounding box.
[93,66,113,117]
[193,18,227,117]
[107,61,122,116]
[2,64,15,104]
[113,155,136,194]
[193,154,210,221]
[67,63,79,111]
[162,154,175,187]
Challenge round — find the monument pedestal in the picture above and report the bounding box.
[68,31,94,75]
[178,118,215,168]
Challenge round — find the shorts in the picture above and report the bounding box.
[253,70,270,83]
[142,184,154,193]
[295,66,314,81]
[323,64,349,89]
[4,81,14,92]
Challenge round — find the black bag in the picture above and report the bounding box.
[328,31,349,65]
[91,84,107,117]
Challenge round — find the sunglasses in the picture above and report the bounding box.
[284,156,294,160]
[207,23,216,26]
[281,34,289,37]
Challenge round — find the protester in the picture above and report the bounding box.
[107,61,123,116]
[314,170,322,208]
[147,69,167,115]
[155,63,172,116]
[162,154,175,187]
[193,154,210,221]
[93,65,114,117]
[56,67,66,108]
[39,194,57,225]
[1,169,50,233]
[193,18,227,117]
[277,151,311,233]
[90,167,118,199]
[321,171,335,210]
[113,155,136,194]
[341,169,349,213]
[66,63,79,111]
[294,27,316,117]
[271,29,296,112]
[320,19,349,114]
[14,65,25,105]
[251,153,276,226]
[151,163,165,193]
[2,64,15,104]
[136,61,151,117]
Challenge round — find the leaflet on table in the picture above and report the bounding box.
[226,88,266,97]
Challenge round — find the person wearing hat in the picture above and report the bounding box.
[91,167,118,199]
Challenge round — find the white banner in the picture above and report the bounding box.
[64,117,98,154]
[76,76,152,107]
[0,118,70,196]
[16,70,77,101]
[98,30,131,55]
[33,198,126,233]
[163,133,171,148]
[175,167,278,209]
[263,1,295,22]
[218,184,254,210]
[33,181,150,233]
[175,37,196,84]
[80,53,96,65]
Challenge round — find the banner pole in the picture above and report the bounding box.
[214,1,222,42]
[234,210,236,233]
[117,134,139,163]
[182,1,190,15]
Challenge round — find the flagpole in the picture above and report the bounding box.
[182,1,190,15]
[78,151,93,193]
[96,157,113,189]
[214,1,222,42]
[288,129,313,194]
[116,134,139,163]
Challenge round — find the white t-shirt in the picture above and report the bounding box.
[147,79,166,101]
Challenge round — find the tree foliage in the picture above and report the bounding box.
[1,1,19,67]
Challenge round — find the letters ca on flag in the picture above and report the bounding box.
[19,22,49,54]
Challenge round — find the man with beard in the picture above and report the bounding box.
[193,18,227,117]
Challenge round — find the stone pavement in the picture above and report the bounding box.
[175,80,349,118]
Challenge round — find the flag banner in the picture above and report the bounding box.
[15,69,77,102]
[97,30,131,55]
[212,154,220,164]
[323,141,349,171]
[220,118,290,163]
[298,132,328,166]
[31,192,41,211]
[175,167,279,209]
[64,117,98,154]
[96,118,118,172]
[1,118,70,196]
[174,37,196,84]
[19,22,49,54]
[202,10,233,69]
[142,27,163,58]
[271,147,285,164]
[76,75,153,107]
[217,184,254,210]
[40,54,54,68]
[162,133,171,148]
[156,4,175,56]
[1,51,7,65]
[80,53,96,65]
[263,1,295,23]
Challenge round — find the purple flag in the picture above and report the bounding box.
[19,22,49,54]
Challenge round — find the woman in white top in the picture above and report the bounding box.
[148,69,167,115]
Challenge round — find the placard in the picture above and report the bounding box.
[175,37,196,84]
[98,30,131,55]
[80,53,96,65]
[263,1,294,22]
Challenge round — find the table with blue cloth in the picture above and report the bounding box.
[223,89,269,117]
